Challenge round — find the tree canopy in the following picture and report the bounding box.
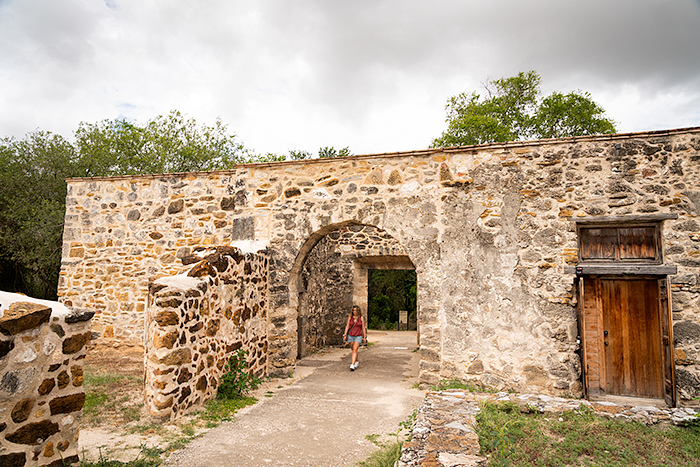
[0,111,266,299]
[431,71,617,148]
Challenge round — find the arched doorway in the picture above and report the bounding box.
[290,223,416,359]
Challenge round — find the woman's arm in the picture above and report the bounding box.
[343,314,351,340]
[362,317,368,341]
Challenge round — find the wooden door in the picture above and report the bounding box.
[601,279,663,398]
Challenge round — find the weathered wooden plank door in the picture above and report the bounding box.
[601,278,664,398]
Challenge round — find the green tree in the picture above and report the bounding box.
[0,132,77,298]
[0,111,260,299]
[285,146,352,161]
[73,110,252,176]
[367,269,417,329]
[431,71,616,147]
[319,146,352,159]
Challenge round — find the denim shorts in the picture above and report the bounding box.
[347,335,363,343]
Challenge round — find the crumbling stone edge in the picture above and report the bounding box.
[398,390,700,467]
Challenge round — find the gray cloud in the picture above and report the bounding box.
[1,0,698,155]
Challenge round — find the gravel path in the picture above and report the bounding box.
[165,330,425,467]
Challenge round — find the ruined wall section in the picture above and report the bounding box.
[144,247,268,420]
[59,129,700,399]
[298,225,408,355]
[437,134,700,398]
[0,294,93,467]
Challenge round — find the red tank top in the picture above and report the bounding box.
[348,317,363,336]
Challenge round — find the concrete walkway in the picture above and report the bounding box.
[165,330,425,467]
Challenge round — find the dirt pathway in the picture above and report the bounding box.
[164,330,425,467]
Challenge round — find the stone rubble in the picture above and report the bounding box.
[398,390,700,467]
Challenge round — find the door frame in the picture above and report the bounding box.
[578,274,676,406]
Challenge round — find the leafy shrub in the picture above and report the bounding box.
[217,350,261,400]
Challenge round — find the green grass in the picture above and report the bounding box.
[357,441,402,467]
[199,396,258,424]
[358,410,417,467]
[82,370,143,426]
[431,378,496,393]
[475,401,700,467]
[83,372,139,388]
[78,444,162,467]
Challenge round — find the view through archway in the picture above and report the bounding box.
[367,269,417,331]
[294,223,416,359]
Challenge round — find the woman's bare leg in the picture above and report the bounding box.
[351,341,360,365]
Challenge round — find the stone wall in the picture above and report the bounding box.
[1,292,93,467]
[144,247,268,420]
[59,128,700,403]
[298,224,410,356]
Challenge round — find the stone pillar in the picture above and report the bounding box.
[352,262,369,319]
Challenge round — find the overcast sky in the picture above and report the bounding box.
[1,0,699,156]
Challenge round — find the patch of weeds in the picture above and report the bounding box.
[365,433,381,446]
[358,441,402,467]
[83,391,110,423]
[358,410,417,467]
[475,400,700,466]
[79,443,162,467]
[82,370,143,426]
[432,378,495,393]
[126,423,166,436]
[83,372,139,388]
[121,404,142,423]
[163,437,191,453]
[180,422,196,437]
[200,396,257,423]
[264,391,274,398]
[475,401,525,467]
[411,381,421,389]
[217,350,262,399]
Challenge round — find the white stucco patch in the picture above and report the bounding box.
[400,180,419,194]
[0,291,71,319]
[154,274,202,290]
[230,240,269,253]
[313,188,331,199]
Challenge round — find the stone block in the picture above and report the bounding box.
[5,420,59,444]
[11,398,35,423]
[159,348,192,366]
[62,332,91,354]
[49,392,86,415]
[38,378,56,395]
[0,338,14,358]
[168,199,184,214]
[0,452,26,467]
[154,331,178,349]
[154,311,179,326]
[0,302,52,336]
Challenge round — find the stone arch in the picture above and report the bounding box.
[287,220,419,359]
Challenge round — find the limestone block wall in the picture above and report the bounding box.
[59,128,700,402]
[144,247,268,420]
[0,292,93,467]
[298,224,409,355]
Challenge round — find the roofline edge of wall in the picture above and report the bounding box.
[65,126,700,183]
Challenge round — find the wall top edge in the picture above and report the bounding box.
[65,126,700,183]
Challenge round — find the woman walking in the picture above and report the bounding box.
[343,305,367,371]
